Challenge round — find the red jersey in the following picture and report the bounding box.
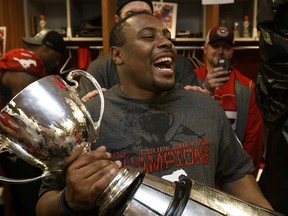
[195,66,264,176]
[0,48,47,109]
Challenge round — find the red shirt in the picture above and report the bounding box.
[0,48,47,109]
[195,66,264,176]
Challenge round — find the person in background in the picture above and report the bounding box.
[195,26,264,177]
[256,0,288,214]
[0,29,65,109]
[78,0,202,97]
[36,12,272,216]
[0,29,66,216]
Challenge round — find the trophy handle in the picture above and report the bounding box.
[0,170,54,184]
[66,69,104,136]
[0,134,55,183]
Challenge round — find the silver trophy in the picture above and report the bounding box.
[0,70,283,215]
[0,69,104,183]
[96,167,283,216]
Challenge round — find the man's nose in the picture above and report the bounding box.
[158,36,173,49]
[218,46,225,54]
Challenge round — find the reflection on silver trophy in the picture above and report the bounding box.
[0,70,283,215]
[96,167,283,216]
[0,69,104,183]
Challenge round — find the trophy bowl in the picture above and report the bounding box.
[0,70,104,183]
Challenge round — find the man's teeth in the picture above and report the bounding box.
[158,68,171,71]
[154,57,172,64]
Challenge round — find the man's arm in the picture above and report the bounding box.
[36,146,121,216]
[221,174,273,210]
[1,71,39,97]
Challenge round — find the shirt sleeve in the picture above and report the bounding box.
[38,172,66,198]
[215,109,255,186]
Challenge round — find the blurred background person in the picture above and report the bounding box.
[195,26,264,178]
[0,29,65,216]
[256,0,288,214]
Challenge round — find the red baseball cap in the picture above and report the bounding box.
[206,26,235,46]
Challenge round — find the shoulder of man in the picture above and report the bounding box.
[91,55,113,65]
[1,48,36,60]
[88,55,114,72]
[174,54,194,69]
[231,67,255,89]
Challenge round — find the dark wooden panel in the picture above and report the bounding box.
[0,0,25,51]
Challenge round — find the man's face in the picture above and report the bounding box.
[204,40,234,68]
[116,14,176,95]
[116,1,153,22]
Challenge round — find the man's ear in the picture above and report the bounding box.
[114,15,119,23]
[110,46,123,65]
[203,44,208,55]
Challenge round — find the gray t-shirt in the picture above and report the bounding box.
[38,84,254,213]
[87,84,254,186]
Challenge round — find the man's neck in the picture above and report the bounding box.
[119,84,169,100]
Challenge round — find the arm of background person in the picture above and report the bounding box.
[1,71,39,97]
[221,174,273,210]
[36,146,121,216]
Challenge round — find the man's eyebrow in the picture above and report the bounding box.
[137,26,170,34]
[138,26,156,32]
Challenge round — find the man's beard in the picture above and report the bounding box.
[152,78,175,92]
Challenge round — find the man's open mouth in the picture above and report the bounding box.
[153,57,173,72]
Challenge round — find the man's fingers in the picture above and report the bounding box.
[81,90,99,102]
[81,88,107,102]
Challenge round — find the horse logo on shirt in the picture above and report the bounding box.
[13,57,37,69]
[162,169,188,182]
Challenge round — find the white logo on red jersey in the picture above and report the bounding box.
[13,57,37,69]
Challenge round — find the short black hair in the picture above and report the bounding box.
[109,11,154,47]
[116,0,153,16]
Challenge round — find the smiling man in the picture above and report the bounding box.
[110,13,176,98]
[78,0,203,98]
[36,12,272,216]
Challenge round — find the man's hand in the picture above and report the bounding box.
[202,67,229,93]
[81,88,107,102]
[64,146,121,212]
[184,85,211,96]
